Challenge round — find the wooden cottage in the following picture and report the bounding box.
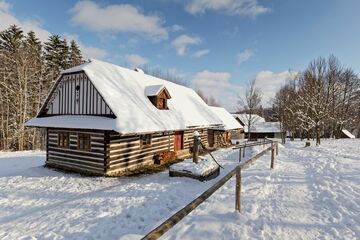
[232,114,282,140]
[25,59,224,176]
[208,107,243,147]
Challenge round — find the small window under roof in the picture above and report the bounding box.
[145,85,171,110]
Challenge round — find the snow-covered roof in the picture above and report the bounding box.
[26,59,223,134]
[248,122,281,133]
[144,84,169,97]
[342,129,355,139]
[26,116,117,131]
[209,107,242,130]
[232,114,265,126]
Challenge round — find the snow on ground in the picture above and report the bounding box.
[170,157,219,176]
[0,151,44,177]
[0,139,359,240]
[163,139,360,240]
[0,145,261,240]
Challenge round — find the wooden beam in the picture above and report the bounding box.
[270,144,275,169]
[235,168,241,212]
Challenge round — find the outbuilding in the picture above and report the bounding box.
[233,113,282,140]
[207,107,243,147]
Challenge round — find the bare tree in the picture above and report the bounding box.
[239,79,262,140]
[141,65,188,86]
[273,55,360,145]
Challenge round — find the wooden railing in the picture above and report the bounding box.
[142,140,279,240]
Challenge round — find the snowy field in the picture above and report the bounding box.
[0,139,359,240]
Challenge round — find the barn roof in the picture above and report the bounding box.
[26,59,223,134]
[231,114,280,133]
[232,114,265,126]
[209,107,242,130]
[247,122,281,133]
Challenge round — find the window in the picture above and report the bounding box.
[140,134,152,147]
[78,133,91,151]
[145,86,171,110]
[158,97,167,109]
[58,132,69,148]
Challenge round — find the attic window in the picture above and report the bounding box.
[145,85,171,110]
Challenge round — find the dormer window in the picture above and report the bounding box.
[145,85,171,110]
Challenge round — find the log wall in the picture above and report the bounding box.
[106,132,174,175]
[47,129,106,175]
[46,128,210,176]
[183,129,208,150]
[106,128,209,176]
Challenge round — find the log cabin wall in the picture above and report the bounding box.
[46,127,210,176]
[44,72,114,117]
[47,128,106,175]
[105,128,209,176]
[183,129,208,150]
[106,132,174,175]
[208,129,214,147]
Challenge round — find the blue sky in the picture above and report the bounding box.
[1,0,360,111]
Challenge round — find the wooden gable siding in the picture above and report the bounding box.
[44,72,114,117]
[46,129,106,175]
[105,132,174,175]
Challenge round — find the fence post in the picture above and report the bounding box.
[275,143,278,156]
[235,167,241,212]
[243,143,246,158]
[270,143,275,169]
[239,148,242,162]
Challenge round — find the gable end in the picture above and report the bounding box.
[39,71,115,118]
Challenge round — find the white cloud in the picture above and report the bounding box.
[79,45,108,60]
[254,70,298,106]
[185,0,270,17]
[70,1,168,40]
[125,54,149,68]
[170,24,184,32]
[0,1,50,41]
[192,70,243,111]
[237,49,254,64]
[192,69,298,110]
[172,34,201,56]
[64,33,108,60]
[193,49,210,58]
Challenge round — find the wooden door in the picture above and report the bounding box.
[174,131,184,151]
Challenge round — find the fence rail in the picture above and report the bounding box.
[142,141,279,240]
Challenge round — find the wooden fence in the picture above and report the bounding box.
[142,140,279,240]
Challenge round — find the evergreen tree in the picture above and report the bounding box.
[0,25,86,151]
[61,38,69,69]
[25,31,41,54]
[43,35,69,82]
[69,40,83,67]
[0,24,24,52]
[44,35,70,69]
